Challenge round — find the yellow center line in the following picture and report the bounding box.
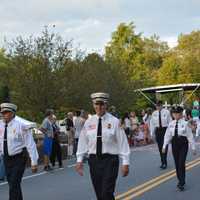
[116,157,200,200]
[123,160,200,200]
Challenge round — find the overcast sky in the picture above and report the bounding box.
[0,0,199,53]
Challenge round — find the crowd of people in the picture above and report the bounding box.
[121,109,153,147]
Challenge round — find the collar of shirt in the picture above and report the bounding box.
[94,112,108,121]
[2,117,16,127]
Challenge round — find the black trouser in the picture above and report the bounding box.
[4,151,27,200]
[50,138,62,167]
[73,138,79,155]
[171,136,188,186]
[155,127,168,165]
[88,154,119,200]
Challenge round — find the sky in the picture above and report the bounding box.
[0,0,199,53]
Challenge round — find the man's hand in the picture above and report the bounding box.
[31,165,38,173]
[75,162,83,176]
[121,165,129,177]
[162,148,165,154]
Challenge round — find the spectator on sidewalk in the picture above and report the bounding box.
[65,112,75,159]
[50,115,63,168]
[73,110,85,155]
[40,109,54,171]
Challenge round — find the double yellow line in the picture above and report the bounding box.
[116,157,200,200]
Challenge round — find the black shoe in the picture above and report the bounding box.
[44,165,53,171]
[178,184,185,191]
[44,166,48,171]
[47,165,53,171]
[160,164,167,169]
[162,164,167,169]
[0,178,5,182]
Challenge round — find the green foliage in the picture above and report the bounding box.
[0,25,199,122]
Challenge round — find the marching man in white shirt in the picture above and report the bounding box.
[162,106,196,191]
[150,100,172,169]
[75,92,130,200]
[0,103,38,200]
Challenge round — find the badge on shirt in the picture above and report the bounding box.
[88,124,96,130]
[107,123,112,129]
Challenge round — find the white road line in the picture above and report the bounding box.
[0,168,65,187]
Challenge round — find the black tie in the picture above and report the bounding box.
[174,121,178,138]
[159,110,162,128]
[3,123,9,157]
[96,118,102,157]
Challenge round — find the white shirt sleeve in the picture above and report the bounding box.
[150,117,155,137]
[163,126,172,149]
[186,125,196,150]
[23,129,39,166]
[76,126,88,162]
[167,111,172,125]
[116,123,130,165]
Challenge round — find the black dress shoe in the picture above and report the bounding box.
[160,164,167,169]
[178,184,185,191]
[0,178,5,182]
[162,164,167,169]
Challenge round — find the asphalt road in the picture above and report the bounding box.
[1,141,200,200]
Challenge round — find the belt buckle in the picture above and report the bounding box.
[96,154,102,160]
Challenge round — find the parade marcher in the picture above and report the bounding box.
[50,115,63,168]
[0,103,38,200]
[150,100,172,169]
[40,109,54,171]
[162,106,196,191]
[0,153,5,181]
[109,105,119,118]
[76,92,130,200]
[65,112,75,158]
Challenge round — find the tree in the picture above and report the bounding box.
[6,27,73,121]
[105,22,169,111]
[0,49,12,102]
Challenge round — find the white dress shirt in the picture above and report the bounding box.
[0,117,39,165]
[76,112,130,165]
[150,108,172,136]
[163,118,195,150]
